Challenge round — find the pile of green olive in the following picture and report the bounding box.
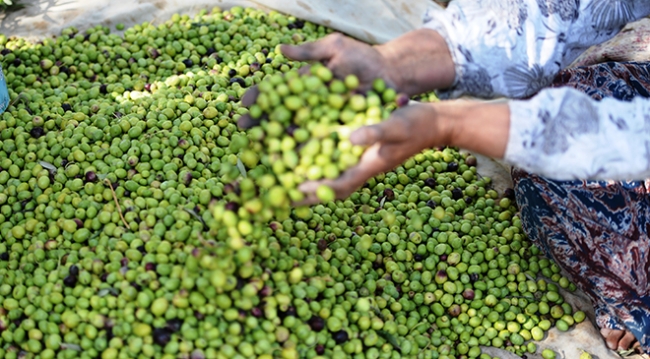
[0,5,582,359]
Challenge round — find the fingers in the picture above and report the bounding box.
[241,86,260,107]
[293,180,328,207]
[601,328,625,350]
[350,108,417,146]
[280,33,344,62]
[618,331,638,350]
[237,114,260,130]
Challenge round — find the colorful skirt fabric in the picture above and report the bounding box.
[512,62,650,352]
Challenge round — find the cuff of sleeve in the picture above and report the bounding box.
[421,5,465,100]
[503,100,542,172]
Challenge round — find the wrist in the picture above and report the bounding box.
[375,29,456,96]
[430,101,510,159]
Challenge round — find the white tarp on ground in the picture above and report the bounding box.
[0,1,647,358]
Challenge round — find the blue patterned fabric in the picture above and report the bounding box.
[513,62,650,353]
[0,64,9,115]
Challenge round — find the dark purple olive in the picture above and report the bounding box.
[317,239,328,252]
[69,265,79,276]
[100,273,109,282]
[224,202,239,212]
[85,171,98,183]
[426,200,436,208]
[286,124,299,137]
[12,58,21,67]
[206,47,216,56]
[308,316,325,332]
[465,156,477,167]
[259,286,272,297]
[396,93,409,107]
[469,273,479,283]
[153,328,172,346]
[333,330,349,344]
[462,288,475,300]
[183,172,193,185]
[279,306,296,318]
[265,58,272,64]
[63,275,77,288]
[0,253,8,261]
[424,178,437,188]
[439,254,447,262]
[137,245,146,254]
[250,62,261,72]
[144,263,156,271]
[194,311,205,320]
[30,127,45,138]
[182,59,193,67]
[223,183,237,194]
[383,188,395,201]
[464,197,473,204]
[447,162,459,172]
[261,48,269,55]
[1,49,10,55]
[73,218,83,228]
[131,282,142,291]
[251,307,263,318]
[451,188,463,200]
[166,318,183,333]
[61,103,72,112]
[268,222,279,231]
[448,304,461,317]
[230,77,245,86]
[148,48,160,59]
[228,69,237,77]
[413,254,423,262]
[315,344,325,355]
[99,84,108,94]
[60,66,69,75]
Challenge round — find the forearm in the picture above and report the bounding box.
[428,100,510,159]
[375,29,456,96]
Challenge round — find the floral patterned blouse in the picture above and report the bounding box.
[422,0,650,181]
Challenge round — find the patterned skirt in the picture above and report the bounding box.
[512,62,650,353]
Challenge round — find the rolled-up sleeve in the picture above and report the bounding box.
[505,87,650,181]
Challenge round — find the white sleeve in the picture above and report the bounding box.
[505,87,650,181]
[421,0,650,99]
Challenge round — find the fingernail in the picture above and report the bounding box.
[350,129,367,145]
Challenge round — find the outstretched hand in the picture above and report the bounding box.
[295,104,450,205]
[280,33,402,93]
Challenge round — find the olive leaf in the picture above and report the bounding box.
[378,330,402,353]
[98,288,119,297]
[236,157,248,179]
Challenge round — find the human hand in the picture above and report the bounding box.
[281,29,456,97]
[279,33,402,94]
[294,103,451,205]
